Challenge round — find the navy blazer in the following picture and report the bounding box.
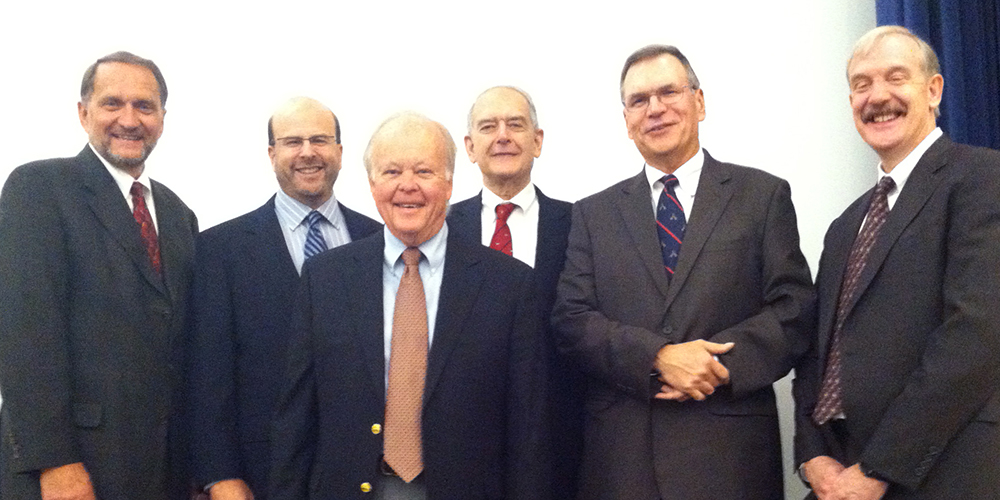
[794,136,1000,497]
[0,146,198,500]
[447,187,583,497]
[186,197,381,496]
[269,229,550,500]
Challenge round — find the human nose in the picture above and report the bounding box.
[118,105,141,128]
[298,139,317,157]
[867,79,892,103]
[647,94,668,115]
[496,122,511,142]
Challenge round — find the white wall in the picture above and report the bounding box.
[1,1,881,497]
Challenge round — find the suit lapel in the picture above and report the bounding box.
[347,234,388,393]
[816,200,867,363]
[534,187,570,271]
[424,234,482,405]
[78,147,166,296]
[841,137,951,320]
[447,191,483,243]
[615,171,672,299]
[664,153,735,309]
[248,197,298,281]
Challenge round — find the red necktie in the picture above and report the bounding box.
[130,182,161,275]
[384,248,427,482]
[814,176,895,425]
[489,203,516,256]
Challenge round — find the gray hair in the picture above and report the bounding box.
[363,112,457,180]
[467,86,539,134]
[81,51,168,106]
[848,26,942,116]
[620,45,700,100]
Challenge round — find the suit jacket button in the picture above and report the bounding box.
[371,423,382,434]
[360,482,372,493]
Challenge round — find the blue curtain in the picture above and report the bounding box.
[876,0,1000,149]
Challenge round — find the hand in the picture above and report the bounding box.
[653,383,690,401]
[652,340,734,400]
[209,479,255,500]
[828,464,888,500]
[39,462,96,500]
[802,455,845,499]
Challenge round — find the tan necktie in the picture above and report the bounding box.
[384,247,427,482]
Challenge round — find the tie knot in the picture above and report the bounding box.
[130,181,144,198]
[495,203,517,222]
[401,247,421,268]
[305,210,325,228]
[661,174,679,191]
[875,176,896,196]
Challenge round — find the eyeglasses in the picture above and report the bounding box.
[623,85,694,112]
[273,135,338,149]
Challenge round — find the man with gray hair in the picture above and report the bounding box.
[0,51,197,499]
[553,44,814,499]
[447,86,580,496]
[794,25,1000,499]
[269,112,550,499]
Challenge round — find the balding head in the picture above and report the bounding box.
[365,112,456,247]
[267,97,343,208]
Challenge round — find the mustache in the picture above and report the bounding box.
[861,102,906,123]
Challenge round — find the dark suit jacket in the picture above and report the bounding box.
[186,197,381,496]
[269,229,550,500]
[794,136,1000,498]
[448,187,583,498]
[0,146,198,500]
[553,151,815,500]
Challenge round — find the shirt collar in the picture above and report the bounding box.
[383,222,448,275]
[90,143,154,197]
[274,189,344,231]
[644,147,705,192]
[481,183,537,212]
[877,127,943,194]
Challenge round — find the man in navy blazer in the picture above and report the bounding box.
[186,97,381,499]
[0,52,197,500]
[447,86,579,497]
[794,26,1000,499]
[269,112,549,499]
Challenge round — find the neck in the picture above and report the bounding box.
[483,174,530,201]
[645,143,699,175]
[878,125,936,173]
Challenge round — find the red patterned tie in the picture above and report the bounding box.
[384,248,427,482]
[130,182,161,275]
[489,203,516,256]
[814,176,895,425]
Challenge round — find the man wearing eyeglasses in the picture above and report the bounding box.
[186,96,381,500]
[553,45,814,499]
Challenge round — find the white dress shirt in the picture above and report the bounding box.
[479,183,539,268]
[644,148,705,218]
[274,189,352,275]
[91,143,159,233]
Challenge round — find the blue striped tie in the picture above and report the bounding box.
[656,174,685,279]
[303,210,328,261]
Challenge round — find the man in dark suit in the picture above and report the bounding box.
[186,97,381,500]
[552,45,814,499]
[446,86,579,497]
[794,26,1000,500]
[269,112,549,500]
[0,51,198,500]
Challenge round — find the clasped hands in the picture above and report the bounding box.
[802,456,888,500]
[652,339,734,401]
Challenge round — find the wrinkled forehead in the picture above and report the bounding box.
[849,34,925,77]
[472,89,531,122]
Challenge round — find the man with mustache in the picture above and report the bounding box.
[446,86,580,497]
[794,26,1000,499]
[186,97,380,500]
[552,45,814,499]
[0,51,198,499]
[269,112,549,499]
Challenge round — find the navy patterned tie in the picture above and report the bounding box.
[656,175,686,279]
[814,176,895,425]
[303,210,328,261]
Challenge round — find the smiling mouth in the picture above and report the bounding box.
[395,203,424,209]
[645,123,673,134]
[863,107,905,124]
[111,132,144,142]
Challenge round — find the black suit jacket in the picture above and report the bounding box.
[269,229,550,500]
[794,136,1000,498]
[554,151,815,500]
[186,197,381,496]
[448,187,583,497]
[0,146,198,499]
